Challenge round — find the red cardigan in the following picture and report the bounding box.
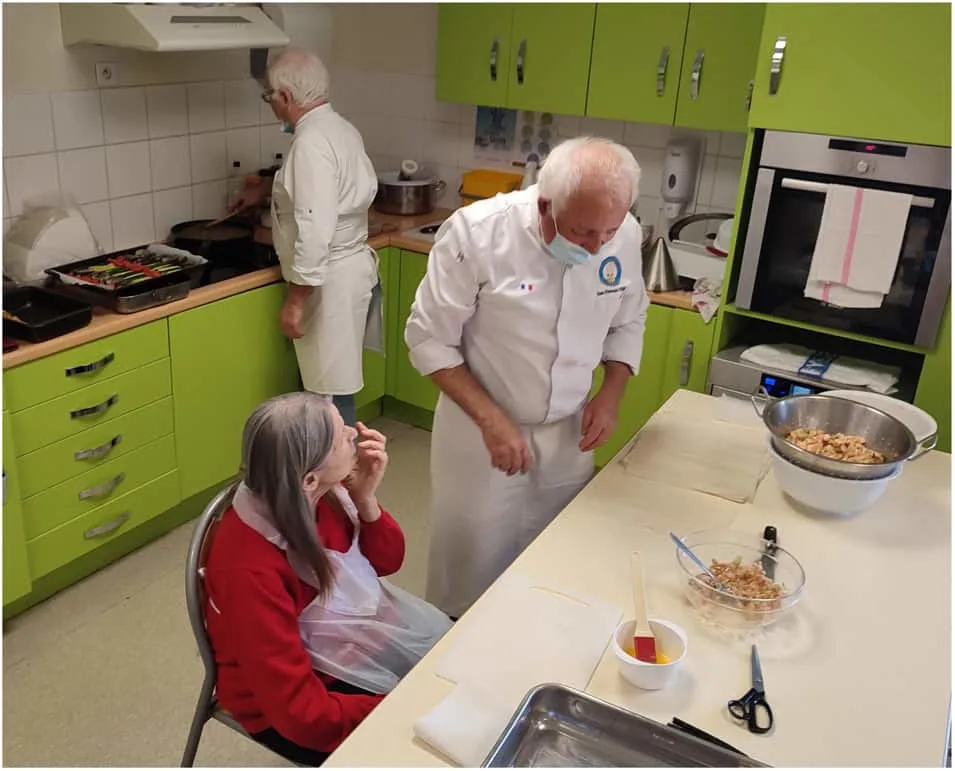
[204,494,406,753]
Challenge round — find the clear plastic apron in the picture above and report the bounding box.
[233,483,452,694]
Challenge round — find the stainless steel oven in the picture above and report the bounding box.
[735,131,951,348]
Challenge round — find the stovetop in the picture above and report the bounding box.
[401,219,446,244]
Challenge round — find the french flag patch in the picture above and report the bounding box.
[520,282,534,292]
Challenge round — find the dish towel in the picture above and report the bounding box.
[692,277,722,324]
[740,343,900,394]
[804,184,912,309]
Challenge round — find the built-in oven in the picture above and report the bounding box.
[735,131,951,348]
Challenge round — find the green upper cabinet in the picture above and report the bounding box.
[674,3,765,133]
[169,285,301,501]
[436,3,596,115]
[587,4,690,125]
[749,3,951,146]
[3,412,32,606]
[506,3,596,115]
[436,4,513,108]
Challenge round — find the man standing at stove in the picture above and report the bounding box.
[232,47,379,426]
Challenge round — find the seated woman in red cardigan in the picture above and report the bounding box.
[204,392,452,766]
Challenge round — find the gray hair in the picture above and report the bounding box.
[240,392,336,594]
[537,136,641,215]
[267,47,330,107]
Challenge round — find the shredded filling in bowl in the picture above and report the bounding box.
[698,558,784,610]
[786,427,885,464]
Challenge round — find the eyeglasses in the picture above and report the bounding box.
[260,89,275,104]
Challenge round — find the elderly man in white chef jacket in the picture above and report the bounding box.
[233,47,379,426]
[405,137,649,618]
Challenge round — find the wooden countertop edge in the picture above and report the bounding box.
[4,233,696,369]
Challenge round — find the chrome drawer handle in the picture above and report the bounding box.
[78,472,126,501]
[656,47,670,96]
[489,38,499,82]
[689,48,704,100]
[65,353,115,378]
[74,434,123,461]
[70,394,118,420]
[769,36,787,95]
[680,341,694,386]
[516,39,526,85]
[83,512,131,540]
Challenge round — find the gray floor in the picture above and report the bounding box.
[2,418,433,767]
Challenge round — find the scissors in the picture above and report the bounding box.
[727,644,774,734]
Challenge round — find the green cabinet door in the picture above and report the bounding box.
[3,412,32,605]
[593,304,674,468]
[506,3,596,115]
[394,251,441,412]
[355,248,394,410]
[436,4,513,107]
[674,4,765,133]
[749,3,951,146]
[587,4,690,125]
[915,301,951,454]
[170,284,301,500]
[659,307,717,403]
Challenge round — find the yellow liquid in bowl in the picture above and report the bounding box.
[623,644,672,664]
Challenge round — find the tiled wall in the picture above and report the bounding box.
[3,82,290,252]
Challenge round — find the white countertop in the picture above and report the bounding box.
[326,390,952,768]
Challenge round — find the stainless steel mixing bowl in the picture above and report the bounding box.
[755,393,918,480]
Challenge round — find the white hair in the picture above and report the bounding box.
[267,47,330,107]
[537,136,641,215]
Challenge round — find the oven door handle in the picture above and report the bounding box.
[779,178,935,209]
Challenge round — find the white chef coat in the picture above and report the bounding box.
[271,104,379,395]
[404,186,650,617]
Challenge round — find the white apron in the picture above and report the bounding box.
[233,483,452,694]
[425,395,595,618]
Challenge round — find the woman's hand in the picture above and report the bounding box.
[349,422,389,521]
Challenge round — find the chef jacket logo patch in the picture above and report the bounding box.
[598,256,622,287]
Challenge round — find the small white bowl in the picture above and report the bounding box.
[770,442,901,516]
[612,618,687,690]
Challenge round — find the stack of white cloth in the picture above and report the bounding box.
[691,277,722,324]
[804,184,912,309]
[740,343,900,394]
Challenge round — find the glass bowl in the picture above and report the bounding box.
[674,529,806,629]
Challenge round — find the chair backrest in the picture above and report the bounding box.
[185,481,239,676]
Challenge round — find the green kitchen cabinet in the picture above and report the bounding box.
[915,301,951,454]
[593,304,673,468]
[393,250,441,412]
[169,284,301,500]
[587,4,690,125]
[3,412,32,605]
[436,3,596,115]
[749,3,951,146]
[659,307,717,404]
[355,247,395,410]
[673,3,765,133]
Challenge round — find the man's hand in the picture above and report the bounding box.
[480,413,532,476]
[230,178,269,213]
[280,299,304,340]
[579,390,620,452]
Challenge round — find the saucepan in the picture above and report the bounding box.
[752,392,918,480]
[374,171,447,216]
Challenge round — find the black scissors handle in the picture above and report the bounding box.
[727,688,774,734]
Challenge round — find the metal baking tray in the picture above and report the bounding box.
[3,286,93,342]
[482,685,767,768]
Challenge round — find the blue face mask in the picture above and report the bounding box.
[281,121,295,136]
[542,215,592,267]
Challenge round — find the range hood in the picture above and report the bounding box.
[60,3,291,52]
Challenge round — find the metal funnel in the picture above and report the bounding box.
[642,236,679,292]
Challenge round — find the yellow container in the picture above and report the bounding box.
[459,169,524,205]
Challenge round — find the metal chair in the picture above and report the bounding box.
[180,481,255,767]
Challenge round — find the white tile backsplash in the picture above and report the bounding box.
[580,117,626,143]
[5,153,59,216]
[153,187,193,237]
[149,137,192,191]
[226,127,261,178]
[711,155,743,211]
[110,193,155,249]
[190,131,227,184]
[106,141,151,198]
[4,94,55,157]
[146,85,189,139]
[187,83,226,134]
[260,125,291,167]
[57,147,108,205]
[426,121,463,168]
[224,79,262,129]
[51,90,104,150]
[192,180,227,219]
[80,201,113,252]
[719,131,747,159]
[102,87,149,145]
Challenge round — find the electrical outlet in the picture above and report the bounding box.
[95,62,119,88]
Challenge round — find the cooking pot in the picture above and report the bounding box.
[374,172,446,216]
[168,218,255,273]
[668,212,734,256]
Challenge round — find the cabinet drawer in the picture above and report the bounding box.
[11,359,171,455]
[4,321,168,413]
[27,470,180,579]
[18,397,174,499]
[22,435,177,540]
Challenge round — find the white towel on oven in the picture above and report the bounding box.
[804,185,912,308]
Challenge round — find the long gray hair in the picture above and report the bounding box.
[240,392,336,594]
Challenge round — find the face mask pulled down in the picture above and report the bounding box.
[541,213,592,267]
